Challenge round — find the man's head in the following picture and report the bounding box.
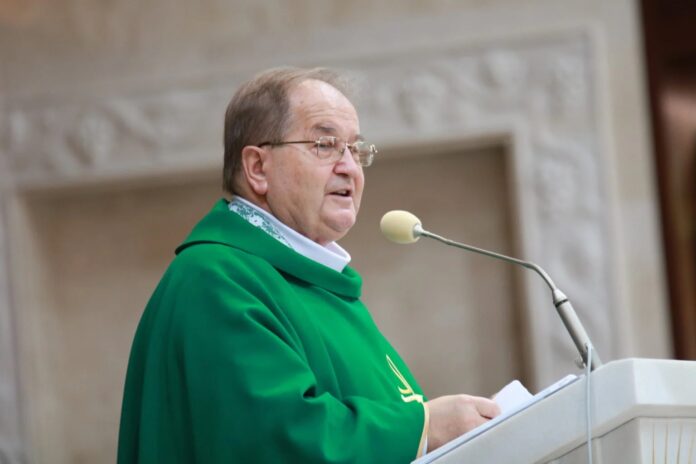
[223,67,371,245]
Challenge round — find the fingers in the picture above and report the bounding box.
[472,396,501,419]
[426,394,503,451]
[468,412,489,429]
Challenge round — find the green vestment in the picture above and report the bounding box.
[118,199,427,463]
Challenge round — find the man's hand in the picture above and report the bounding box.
[425,394,501,450]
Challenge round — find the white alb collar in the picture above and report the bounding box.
[229,196,351,273]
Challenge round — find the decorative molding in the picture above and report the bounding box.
[0,31,614,385]
[1,85,235,185]
[0,196,25,464]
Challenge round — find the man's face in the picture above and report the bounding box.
[263,79,365,245]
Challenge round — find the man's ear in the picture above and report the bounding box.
[240,145,269,196]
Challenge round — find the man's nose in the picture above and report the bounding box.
[334,146,361,174]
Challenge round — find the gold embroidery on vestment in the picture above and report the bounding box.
[386,354,423,404]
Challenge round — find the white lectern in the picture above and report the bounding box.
[425,358,696,463]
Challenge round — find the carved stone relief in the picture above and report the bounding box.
[1,85,236,183]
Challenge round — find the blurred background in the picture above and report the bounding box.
[0,0,693,462]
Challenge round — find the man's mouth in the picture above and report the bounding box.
[330,189,352,198]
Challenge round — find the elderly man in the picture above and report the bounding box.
[118,67,499,463]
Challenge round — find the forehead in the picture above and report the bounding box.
[287,79,359,135]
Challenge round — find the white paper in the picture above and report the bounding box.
[493,379,533,414]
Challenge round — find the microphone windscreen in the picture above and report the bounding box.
[380,210,422,244]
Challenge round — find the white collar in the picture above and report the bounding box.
[229,196,351,273]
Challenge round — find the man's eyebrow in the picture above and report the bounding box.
[311,124,365,142]
[311,124,338,135]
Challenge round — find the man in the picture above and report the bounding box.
[118,67,500,463]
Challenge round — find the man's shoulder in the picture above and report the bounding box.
[172,241,273,277]
[148,242,289,318]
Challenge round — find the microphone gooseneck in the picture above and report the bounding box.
[379,210,602,371]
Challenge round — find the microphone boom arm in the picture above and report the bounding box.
[415,224,602,371]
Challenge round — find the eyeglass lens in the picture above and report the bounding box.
[315,136,375,167]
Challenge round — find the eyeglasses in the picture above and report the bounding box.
[258,136,377,167]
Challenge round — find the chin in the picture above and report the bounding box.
[321,215,356,242]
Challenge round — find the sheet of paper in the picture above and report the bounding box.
[493,379,533,414]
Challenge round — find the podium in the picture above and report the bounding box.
[426,358,696,463]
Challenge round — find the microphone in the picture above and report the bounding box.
[380,210,602,371]
[379,210,422,244]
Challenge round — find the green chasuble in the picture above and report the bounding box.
[118,199,428,463]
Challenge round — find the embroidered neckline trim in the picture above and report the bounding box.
[228,199,293,249]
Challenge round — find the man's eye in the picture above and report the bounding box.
[317,137,337,149]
